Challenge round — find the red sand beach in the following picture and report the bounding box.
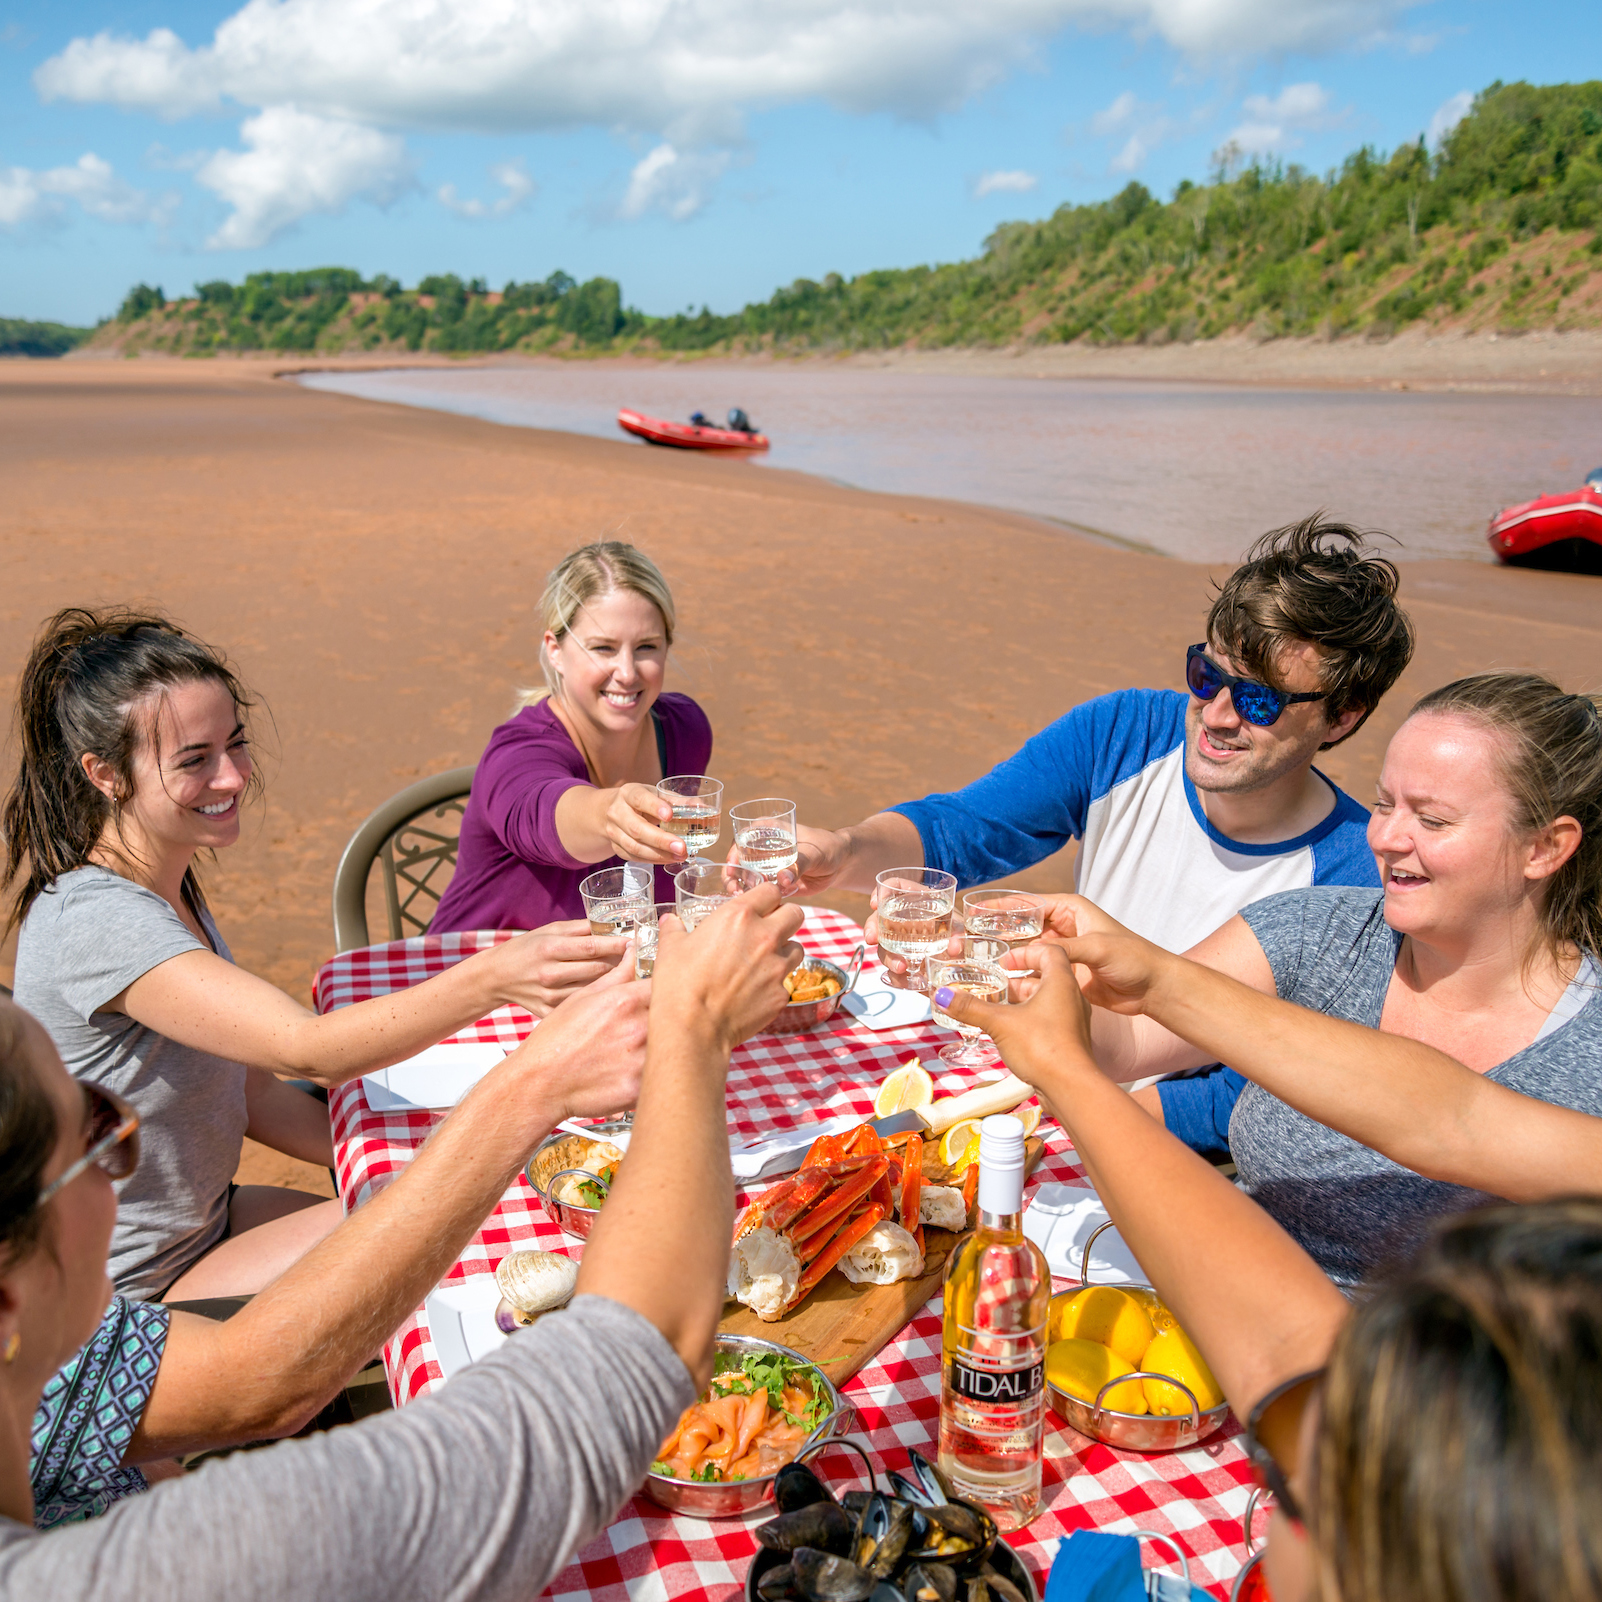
[4,357,1600,1190]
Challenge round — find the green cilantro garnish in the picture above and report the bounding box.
[650,1460,673,1477]
[709,1352,831,1433]
[690,1461,722,1482]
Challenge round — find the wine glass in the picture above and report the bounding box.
[656,776,723,857]
[579,865,653,936]
[632,903,677,979]
[873,867,957,991]
[730,798,798,881]
[962,889,1044,975]
[674,861,764,930]
[930,957,1009,1070]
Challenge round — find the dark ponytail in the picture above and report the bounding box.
[2,607,257,933]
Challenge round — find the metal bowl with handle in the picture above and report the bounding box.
[761,945,864,1036]
[523,1131,622,1240]
[1045,1220,1230,1452]
[642,1334,851,1518]
[743,1438,1039,1602]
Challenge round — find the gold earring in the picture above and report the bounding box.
[3,1333,19,1365]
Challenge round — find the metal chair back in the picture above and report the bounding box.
[331,767,475,952]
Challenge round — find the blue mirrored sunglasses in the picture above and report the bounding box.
[1186,645,1328,728]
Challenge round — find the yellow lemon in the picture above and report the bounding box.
[1124,1286,1178,1335]
[938,1117,984,1170]
[1142,1326,1224,1415]
[875,1059,934,1119]
[1051,1285,1156,1367]
[1011,1101,1042,1139]
[1045,1338,1148,1416]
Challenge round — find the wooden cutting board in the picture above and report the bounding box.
[718,1137,1044,1386]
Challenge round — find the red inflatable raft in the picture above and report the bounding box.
[618,408,769,451]
[1487,469,1602,566]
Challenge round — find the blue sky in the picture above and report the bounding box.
[0,0,1592,325]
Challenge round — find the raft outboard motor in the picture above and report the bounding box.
[727,407,755,434]
[1585,466,1602,491]
[689,410,712,428]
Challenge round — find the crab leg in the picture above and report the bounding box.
[752,1170,835,1238]
[733,1176,800,1242]
[789,1157,888,1258]
[844,1123,882,1156]
[787,1203,890,1309]
[900,1134,925,1254]
[800,1130,848,1167]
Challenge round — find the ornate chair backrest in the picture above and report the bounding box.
[332,767,476,952]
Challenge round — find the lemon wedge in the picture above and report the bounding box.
[1012,1100,1042,1139]
[874,1059,934,1119]
[938,1117,984,1169]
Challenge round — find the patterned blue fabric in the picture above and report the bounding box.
[30,1294,169,1528]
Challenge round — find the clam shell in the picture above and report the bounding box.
[494,1249,579,1314]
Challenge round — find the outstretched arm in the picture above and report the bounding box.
[939,950,1348,1420]
[1059,924,1602,1203]
[126,962,650,1461]
[113,921,628,1087]
[577,885,805,1384]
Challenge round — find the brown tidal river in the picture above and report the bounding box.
[297,364,1602,564]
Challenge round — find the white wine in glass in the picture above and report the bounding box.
[731,798,798,880]
[657,776,723,855]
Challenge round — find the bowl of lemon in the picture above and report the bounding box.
[1043,1221,1229,1452]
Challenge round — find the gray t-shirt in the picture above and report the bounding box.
[1234,886,1602,1287]
[0,1294,693,1600]
[13,867,249,1299]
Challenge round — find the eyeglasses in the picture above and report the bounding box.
[35,1083,140,1210]
[1243,1369,1322,1529]
[1186,645,1329,729]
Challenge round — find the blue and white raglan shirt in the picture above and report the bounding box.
[891,688,1379,1152]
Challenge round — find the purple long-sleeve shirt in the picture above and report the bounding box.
[431,692,714,933]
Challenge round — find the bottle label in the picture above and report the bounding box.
[947,1355,1044,1404]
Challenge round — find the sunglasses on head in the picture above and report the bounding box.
[1243,1369,1323,1530]
[1186,645,1329,729]
[35,1082,140,1211]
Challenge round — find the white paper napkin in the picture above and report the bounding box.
[362,1042,510,1112]
[841,979,931,1030]
[1022,1182,1149,1285]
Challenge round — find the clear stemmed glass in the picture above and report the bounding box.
[579,864,654,936]
[930,957,1009,1071]
[730,798,798,882]
[961,889,1044,955]
[674,861,765,930]
[874,866,958,992]
[632,903,678,979]
[656,776,723,858]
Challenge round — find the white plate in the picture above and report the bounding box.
[1023,1183,1148,1285]
[363,1042,510,1112]
[424,1275,510,1383]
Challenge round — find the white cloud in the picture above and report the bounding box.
[620,143,731,222]
[0,152,175,230]
[36,0,1419,137]
[1427,88,1472,150]
[1090,90,1175,174]
[438,159,535,220]
[195,106,413,249]
[1222,80,1339,153]
[1092,90,1140,137]
[974,169,1038,198]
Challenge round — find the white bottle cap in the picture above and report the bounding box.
[977,1114,1026,1217]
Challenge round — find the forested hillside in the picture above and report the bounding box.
[1,319,92,357]
[92,79,1602,359]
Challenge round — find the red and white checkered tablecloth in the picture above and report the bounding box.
[317,906,1256,1602]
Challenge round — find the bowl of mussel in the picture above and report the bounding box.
[747,1440,1038,1602]
[763,947,864,1037]
[524,1130,625,1240]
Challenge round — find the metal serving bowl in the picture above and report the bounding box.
[743,1439,1040,1602]
[761,946,864,1036]
[524,1129,627,1240]
[642,1333,850,1518]
[1045,1221,1230,1453]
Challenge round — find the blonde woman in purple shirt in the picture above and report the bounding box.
[432,542,714,936]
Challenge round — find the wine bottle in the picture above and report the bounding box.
[936,1113,1051,1531]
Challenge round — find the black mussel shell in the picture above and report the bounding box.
[889,1450,951,1509]
[759,1503,854,1558]
[759,1565,805,1602]
[792,1547,878,1602]
[841,1490,873,1519]
[775,1461,837,1514]
[853,1494,921,1581]
[903,1563,959,1602]
[907,1502,997,1575]
[975,1565,1026,1602]
[869,1586,903,1602]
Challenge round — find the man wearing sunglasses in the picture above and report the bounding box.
[792,515,1413,1020]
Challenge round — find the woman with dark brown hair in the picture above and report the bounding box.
[941,951,1602,1602]
[3,607,635,1301]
